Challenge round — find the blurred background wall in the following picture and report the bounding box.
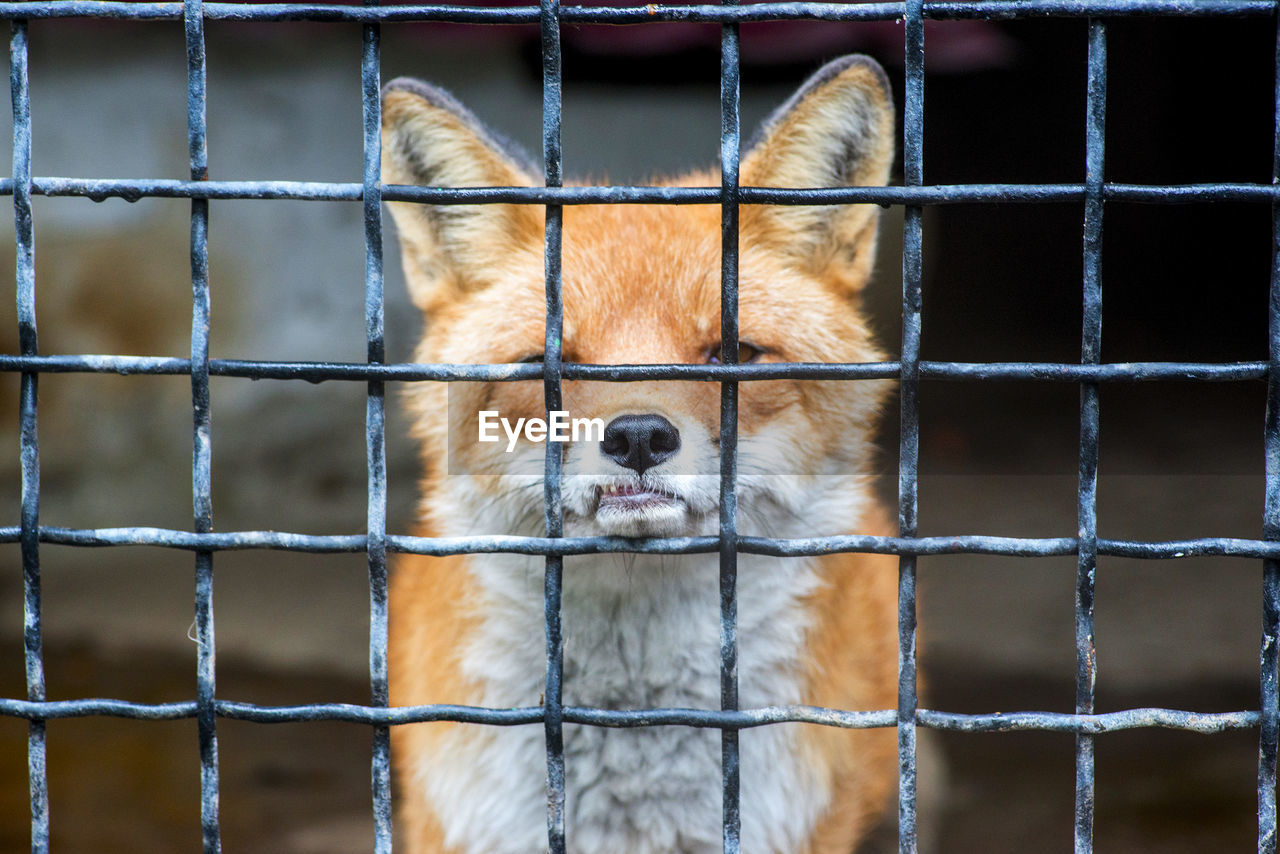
[0,8,1273,851]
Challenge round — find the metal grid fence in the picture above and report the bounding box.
[2,1,1278,853]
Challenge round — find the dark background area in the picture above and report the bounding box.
[0,9,1274,853]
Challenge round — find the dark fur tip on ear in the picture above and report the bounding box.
[382,77,476,126]
[808,54,891,100]
[746,55,892,153]
[381,77,540,181]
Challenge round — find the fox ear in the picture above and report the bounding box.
[381,78,543,311]
[740,55,895,295]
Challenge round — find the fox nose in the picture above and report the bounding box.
[601,414,680,475]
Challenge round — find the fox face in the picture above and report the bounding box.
[384,57,903,854]
[383,57,895,546]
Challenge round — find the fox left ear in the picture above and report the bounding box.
[740,55,895,295]
[381,78,543,312]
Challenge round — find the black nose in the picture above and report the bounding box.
[601,414,680,475]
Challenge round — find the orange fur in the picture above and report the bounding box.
[389,551,480,854]
[797,509,900,854]
[384,55,903,854]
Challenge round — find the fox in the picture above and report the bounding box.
[382,54,902,854]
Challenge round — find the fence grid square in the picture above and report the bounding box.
[3,3,1278,853]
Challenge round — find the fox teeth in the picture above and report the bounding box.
[600,484,674,501]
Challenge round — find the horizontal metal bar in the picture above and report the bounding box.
[921,0,1271,18]
[2,178,1276,206]
[15,177,365,202]
[0,354,552,381]
[383,182,1280,206]
[924,361,1268,382]
[0,696,1259,735]
[0,1,1268,23]
[569,362,900,380]
[747,535,1280,560]
[4,525,1279,560]
[918,708,1262,734]
[0,699,199,720]
[0,526,715,554]
[0,354,1266,383]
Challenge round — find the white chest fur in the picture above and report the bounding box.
[413,552,830,854]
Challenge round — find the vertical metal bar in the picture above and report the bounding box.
[361,4,391,851]
[183,2,220,851]
[1259,8,1280,853]
[718,7,741,854]
[10,18,48,854]
[898,1,924,852]
[1076,18,1107,854]
[539,0,566,851]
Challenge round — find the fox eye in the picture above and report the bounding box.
[706,342,764,365]
[516,354,544,364]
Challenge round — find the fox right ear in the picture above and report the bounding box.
[381,79,544,311]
